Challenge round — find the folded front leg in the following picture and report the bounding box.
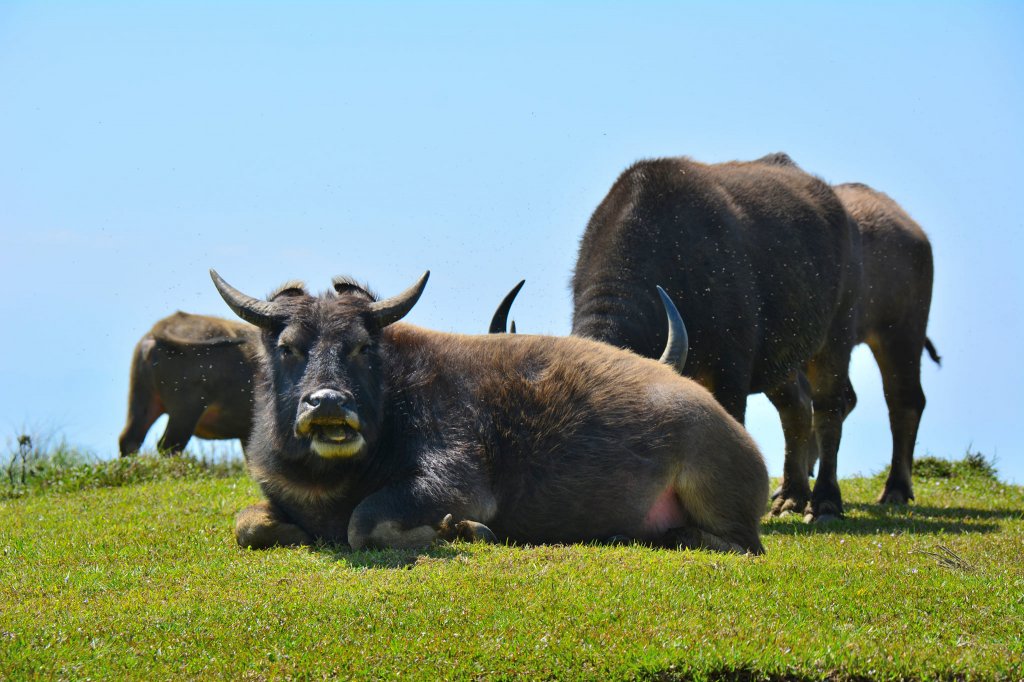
[347,477,495,550]
[235,500,313,549]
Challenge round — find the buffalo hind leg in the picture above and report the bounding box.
[119,396,163,457]
[118,348,163,456]
[669,426,769,554]
[870,335,926,504]
[768,373,815,516]
[236,500,312,549]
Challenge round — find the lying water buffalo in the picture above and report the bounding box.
[118,312,258,456]
[211,269,768,553]
[570,154,861,521]
[832,182,939,504]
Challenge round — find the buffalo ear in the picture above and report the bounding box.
[368,271,430,328]
[210,270,286,329]
[331,276,374,299]
[268,280,308,301]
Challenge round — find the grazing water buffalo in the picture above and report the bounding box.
[211,270,768,553]
[756,155,940,504]
[570,154,861,521]
[832,182,939,504]
[118,312,258,456]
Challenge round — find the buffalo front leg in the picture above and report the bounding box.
[770,374,855,502]
[805,363,856,522]
[437,514,498,544]
[235,500,313,549]
[157,405,204,455]
[767,373,814,517]
[347,477,496,551]
[869,335,926,504]
[705,364,753,424]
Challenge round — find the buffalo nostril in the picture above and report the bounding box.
[303,389,348,411]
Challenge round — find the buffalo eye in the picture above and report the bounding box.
[278,343,299,358]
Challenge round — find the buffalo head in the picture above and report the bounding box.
[210,269,429,461]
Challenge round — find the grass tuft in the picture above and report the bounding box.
[1,431,245,501]
[892,449,999,482]
[959,448,998,479]
[913,456,955,479]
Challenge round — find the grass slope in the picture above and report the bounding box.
[1,457,1022,681]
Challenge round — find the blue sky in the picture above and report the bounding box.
[1,2,1022,483]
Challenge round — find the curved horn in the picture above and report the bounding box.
[368,271,430,328]
[488,280,525,334]
[656,285,688,372]
[209,269,285,329]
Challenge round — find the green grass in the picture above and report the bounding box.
[1,451,1022,680]
[1,434,244,500]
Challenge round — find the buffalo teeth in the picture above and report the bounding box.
[312,434,366,459]
[319,425,355,442]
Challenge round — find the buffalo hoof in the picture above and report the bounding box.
[235,503,313,549]
[662,526,703,550]
[437,514,497,544]
[878,486,914,505]
[770,494,810,517]
[769,485,783,501]
[805,499,843,524]
[662,527,746,554]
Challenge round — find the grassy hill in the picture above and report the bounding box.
[1,450,1021,680]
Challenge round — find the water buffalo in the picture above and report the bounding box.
[570,154,861,521]
[118,312,258,456]
[211,269,768,553]
[832,182,939,504]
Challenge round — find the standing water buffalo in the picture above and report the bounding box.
[832,182,939,504]
[210,269,768,553]
[118,312,258,456]
[753,154,940,504]
[570,154,861,521]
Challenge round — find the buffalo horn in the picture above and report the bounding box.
[656,285,688,372]
[368,271,430,328]
[488,280,525,334]
[209,270,286,329]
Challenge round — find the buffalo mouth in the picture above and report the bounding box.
[299,415,366,459]
[310,425,366,459]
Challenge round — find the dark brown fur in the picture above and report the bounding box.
[215,274,769,553]
[118,312,259,456]
[572,154,861,520]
